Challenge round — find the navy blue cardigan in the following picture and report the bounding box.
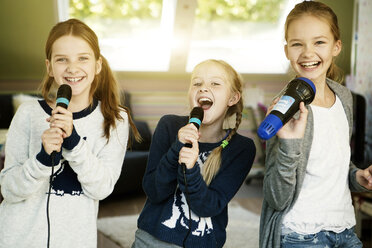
[137,115,256,248]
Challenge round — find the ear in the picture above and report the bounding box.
[333,40,342,56]
[95,56,102,74]
[45,59,53,77]
[228,91,241,107]
[284,44,289,59]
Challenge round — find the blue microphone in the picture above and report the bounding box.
[257,77,316,140]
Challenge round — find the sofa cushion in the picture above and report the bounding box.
[0,94,14,129]
[129,120,152,151]
[12,94,41,114]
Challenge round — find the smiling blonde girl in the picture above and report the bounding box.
[259,2,372,248]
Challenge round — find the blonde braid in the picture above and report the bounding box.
[202,110,243,185]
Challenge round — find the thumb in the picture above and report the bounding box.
[297,102,308,123]
[363,166,372,186]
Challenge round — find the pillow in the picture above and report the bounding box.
[128,120,152,151]
[12,94,41,114]
[0,94,14,129]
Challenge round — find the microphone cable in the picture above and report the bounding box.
[182,163,192,248]
[45,84,72,248]
[46,152,56,248]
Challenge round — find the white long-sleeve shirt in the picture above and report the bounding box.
[0,99,129,248]
[282,96,355,234]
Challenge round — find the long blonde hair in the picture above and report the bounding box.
[285,1,343,83]
[41,19,140,142]
[191,60,244,185]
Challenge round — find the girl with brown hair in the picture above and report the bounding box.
[0,19,139,248]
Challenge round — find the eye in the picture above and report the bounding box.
[56,57,67,62]
[211,81,221,86]
[315,40,326,45]
[291,42,302,47]
[192,79,202,86]
[79,56,89,61]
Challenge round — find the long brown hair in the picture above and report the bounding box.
[41,18,140,142]
[191,60,244,185]
[285,1,343,83]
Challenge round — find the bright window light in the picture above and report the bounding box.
[59,0,302,74]
[59,0,172,72]
[186,0,302,73]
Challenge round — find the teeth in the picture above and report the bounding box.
[198,97,213,110]
[65,77,83,82]
[198,97,212,103]
[301,62,319,67]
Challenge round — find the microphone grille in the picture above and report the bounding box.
[190,107,204,121]
[189,107,204,129]
[57,84,72,101]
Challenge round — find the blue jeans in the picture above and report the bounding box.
[281,228,362,248]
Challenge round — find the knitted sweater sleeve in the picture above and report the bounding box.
[61,110,129,200]
[263,137,303,211]
[142,115,184,203]
[0,102,59,203]
[177,136,256,217]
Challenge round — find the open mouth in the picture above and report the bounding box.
[300,61,321,69]
[64,76,84,83]
[198,97,213,110]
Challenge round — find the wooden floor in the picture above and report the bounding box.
[97,179,264,247]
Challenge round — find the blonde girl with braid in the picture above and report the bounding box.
[132,59,256,248]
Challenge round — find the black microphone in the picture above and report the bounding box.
[181,107,203,248]
[51,84,72,157]
[56,84,72,109]
[257,77,316,140]
[185,107,204,148]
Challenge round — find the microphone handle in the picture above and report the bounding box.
[184,143,192,148]
[181,143,192,169]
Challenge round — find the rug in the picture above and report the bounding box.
[97,201,260,248]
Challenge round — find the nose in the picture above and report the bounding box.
[66,62,79,74]
[199,86,209,92]
[302,44,315,57]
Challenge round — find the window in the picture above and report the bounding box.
[58,0,172,71]
[186,0,302,73]
[58,0,302,73]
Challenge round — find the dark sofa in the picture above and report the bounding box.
[0,92,151,201]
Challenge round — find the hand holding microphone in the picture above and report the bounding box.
[49,84,73,138]
[270,100,309,139]
[42,84,72,155]
[178,107,204,169]
[257,77,316,140]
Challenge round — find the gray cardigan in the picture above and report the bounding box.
[259,79,369,248]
